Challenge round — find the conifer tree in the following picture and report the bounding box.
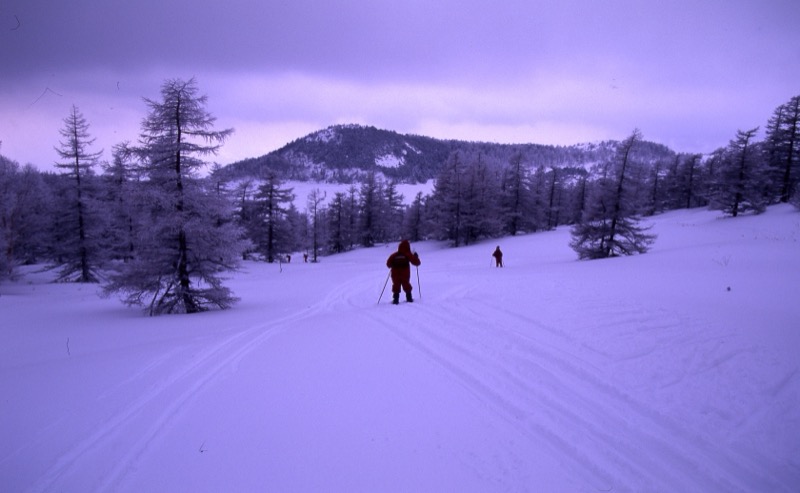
[710,128,769,217]
[570,129,656,259]
[326,192,350,254]
[528,165,549,232]
[358,172,382,247]
[233,178,259,260]
[383,180,405,242]
[52,105,103,282]
[764,95,800,203]
[669,154,706,209]
[100,143,140,262]
[461,154,502,244]
[545,166,564,229]
[430,151,467,246]
[0,158,50,278]
[103,78,246,315]
[346,186,359,250]
[402,191,426,242]
[255,173,295,262]
[307,188,326,262]
[499,152,529,235]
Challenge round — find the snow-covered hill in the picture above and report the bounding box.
[1,205,798,492]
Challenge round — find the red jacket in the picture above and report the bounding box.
[386,240,421,273]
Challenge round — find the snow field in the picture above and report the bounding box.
[1,205,798,492]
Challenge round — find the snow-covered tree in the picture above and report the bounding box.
[357,171,385,247]
[402,191,427,242]
[430,151,467,246]
[100,143,141,263]
[383,180,405,242]
[668,153,707,209]
[326,192,351,254]
[306,188,326,262]
[710,128,770,217]
[570,129,656,259]
[528,165,550,232]
[764,95,800,203]
[103,78,247,315]
[544,166,566,229]
[52,105,103,282]
[460,154,502,244]
[0,158,51,280]
[557,167,590,225]
[232,178,260,260]
[345,185,359,250]
[499,152,530,235]
[254,173,295,262]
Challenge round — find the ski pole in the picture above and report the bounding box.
[377,271,390,304]
[416,265,422,300]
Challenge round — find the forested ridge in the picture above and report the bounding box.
[2,81,798,313]
[213,123,676,184]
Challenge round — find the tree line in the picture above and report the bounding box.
[1,79,798,314]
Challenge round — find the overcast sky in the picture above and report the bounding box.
[2,0,798,170]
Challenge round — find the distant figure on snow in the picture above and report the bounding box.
[492,246,504,267]
[386,240,421,304]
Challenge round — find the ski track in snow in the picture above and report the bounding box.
[20,300,332,493]
[352,276,789,491]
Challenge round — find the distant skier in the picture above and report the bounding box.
[492,246,504,267]
[386,240,421,304]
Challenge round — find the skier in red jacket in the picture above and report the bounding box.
[386,240,421,304]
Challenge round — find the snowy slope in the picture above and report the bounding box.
[1,206,798,492]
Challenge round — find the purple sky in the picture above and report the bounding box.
[2,0,798,170]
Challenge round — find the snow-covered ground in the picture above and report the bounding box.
[1,205,799,492]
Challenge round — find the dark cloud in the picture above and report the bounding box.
[2,0,799,168]
[5,0,792,83]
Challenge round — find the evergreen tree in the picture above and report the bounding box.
[461,154,502,244]
[100,143,140,262]
[644,157,668,215]
[232,178,259,259]
[254,173,295,262]
[430,151,467,246]
[670,153,707,209]
[710,128,770,217]
[499,152,529,235]
[383,180,405,242]
[307,188,326,262]
[402,191,426,242]
[358,172,382,247]
[558,167,589,225]
[0,159,50,278]
[283,203,306,256]
[0,154,15,279]
[528,165,549,232]
[570,129,656,259]
[327,192,349,254]
[545,166,565,229]
[103,78,246,315]
[764,95,800,203]
[346,185,359,250]
[52,105,103,282]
